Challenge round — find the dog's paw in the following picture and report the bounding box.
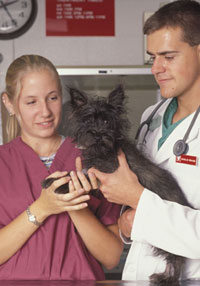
[41,177,69,194]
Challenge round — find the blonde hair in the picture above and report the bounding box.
[2,55,62,143]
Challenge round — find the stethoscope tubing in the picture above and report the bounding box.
[135,98,200,156]
[134,98,167,142]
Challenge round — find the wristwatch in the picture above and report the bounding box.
[26,207,42,227]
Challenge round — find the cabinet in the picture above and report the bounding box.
[57,66,159,139]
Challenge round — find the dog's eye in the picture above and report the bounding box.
[84,118,92,124]
[104,120,109,125]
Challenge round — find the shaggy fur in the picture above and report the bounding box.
[42,85,191,284]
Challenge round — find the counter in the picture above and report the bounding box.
[0,280,199,286]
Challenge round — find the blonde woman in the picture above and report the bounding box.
[0,55,123,280]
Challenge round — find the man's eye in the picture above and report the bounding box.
[147,56,155,64]
[165,56,174,61]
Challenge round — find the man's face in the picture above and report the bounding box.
[147,27,200,102]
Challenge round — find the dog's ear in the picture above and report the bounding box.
[107,84,125,111]
[68,87,88,108]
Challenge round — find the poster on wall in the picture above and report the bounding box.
[46,0,115,36]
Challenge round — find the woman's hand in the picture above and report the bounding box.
[75,156,99,191]
[35,171,90,221]
[89,151,144,209]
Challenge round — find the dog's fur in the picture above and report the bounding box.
[42,85,191,284]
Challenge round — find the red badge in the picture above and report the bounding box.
[176,154,197,166]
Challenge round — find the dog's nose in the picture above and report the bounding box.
[90,130,102,141]
[95,134,101,141]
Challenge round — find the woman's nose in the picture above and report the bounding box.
[41,102,51,117]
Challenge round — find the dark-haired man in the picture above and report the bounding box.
[90,0,200,281]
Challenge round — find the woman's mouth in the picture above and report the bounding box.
[37,120,54,128]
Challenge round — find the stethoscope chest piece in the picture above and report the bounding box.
[173,139,189,156]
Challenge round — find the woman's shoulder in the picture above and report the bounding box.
[60,136,82,154]
[0,137,24,157]
[0,137,17,151]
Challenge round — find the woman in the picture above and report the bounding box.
[0,55,123,280]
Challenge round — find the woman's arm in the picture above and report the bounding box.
[0,171,90,265]
[68,159,123,269]
[69,208,123,269]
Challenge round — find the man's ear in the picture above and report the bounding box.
[1,93,15,116]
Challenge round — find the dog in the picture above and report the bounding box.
[42,85,191,284]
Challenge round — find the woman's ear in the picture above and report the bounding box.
[197,44,200,58]
[1,93,15,116]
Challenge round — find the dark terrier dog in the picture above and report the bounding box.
[42,85,191,284]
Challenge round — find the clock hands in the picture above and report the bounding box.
[0,0,18,9]
[0,0,18,27]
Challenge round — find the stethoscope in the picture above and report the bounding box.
[135,99,200,156]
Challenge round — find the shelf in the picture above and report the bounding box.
[56,65,152,76]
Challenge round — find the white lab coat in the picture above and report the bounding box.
[122,98,200,281]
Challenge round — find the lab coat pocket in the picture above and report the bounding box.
[167,153,200,208]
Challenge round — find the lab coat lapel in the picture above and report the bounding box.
[154,109,200,165]
[142,100,168,161]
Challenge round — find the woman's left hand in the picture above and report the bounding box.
[71,156,98,193]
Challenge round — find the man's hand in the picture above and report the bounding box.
[118,208,136,238]
[89,151,144,209]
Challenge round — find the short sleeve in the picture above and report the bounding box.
[88,192,121,226]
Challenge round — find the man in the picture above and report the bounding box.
[89,0,200,281]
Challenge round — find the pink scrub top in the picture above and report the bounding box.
[0,137,121,280]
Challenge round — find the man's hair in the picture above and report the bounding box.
[143,0,200,46]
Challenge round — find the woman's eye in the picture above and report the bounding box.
[49,96,58,101]
[27,100,36,105]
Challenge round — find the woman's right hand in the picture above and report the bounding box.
[35,171,90,221]
[0,171,90,265]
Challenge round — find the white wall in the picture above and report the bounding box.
[0,0,167,84]
[1,0,199,144]
[0,0,163,144]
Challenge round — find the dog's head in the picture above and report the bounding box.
[66,85,130,159]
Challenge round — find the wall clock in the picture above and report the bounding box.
[0,0,37,40]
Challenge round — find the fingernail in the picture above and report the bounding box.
[88,172,94,177]
[77,188,84,194]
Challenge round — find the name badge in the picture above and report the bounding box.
[176,154,198,166]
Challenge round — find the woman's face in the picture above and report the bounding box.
[13,69,62,142]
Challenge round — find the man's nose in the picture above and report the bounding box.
[151,57,165,75]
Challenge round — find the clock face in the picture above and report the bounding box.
[0,0,37,40]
